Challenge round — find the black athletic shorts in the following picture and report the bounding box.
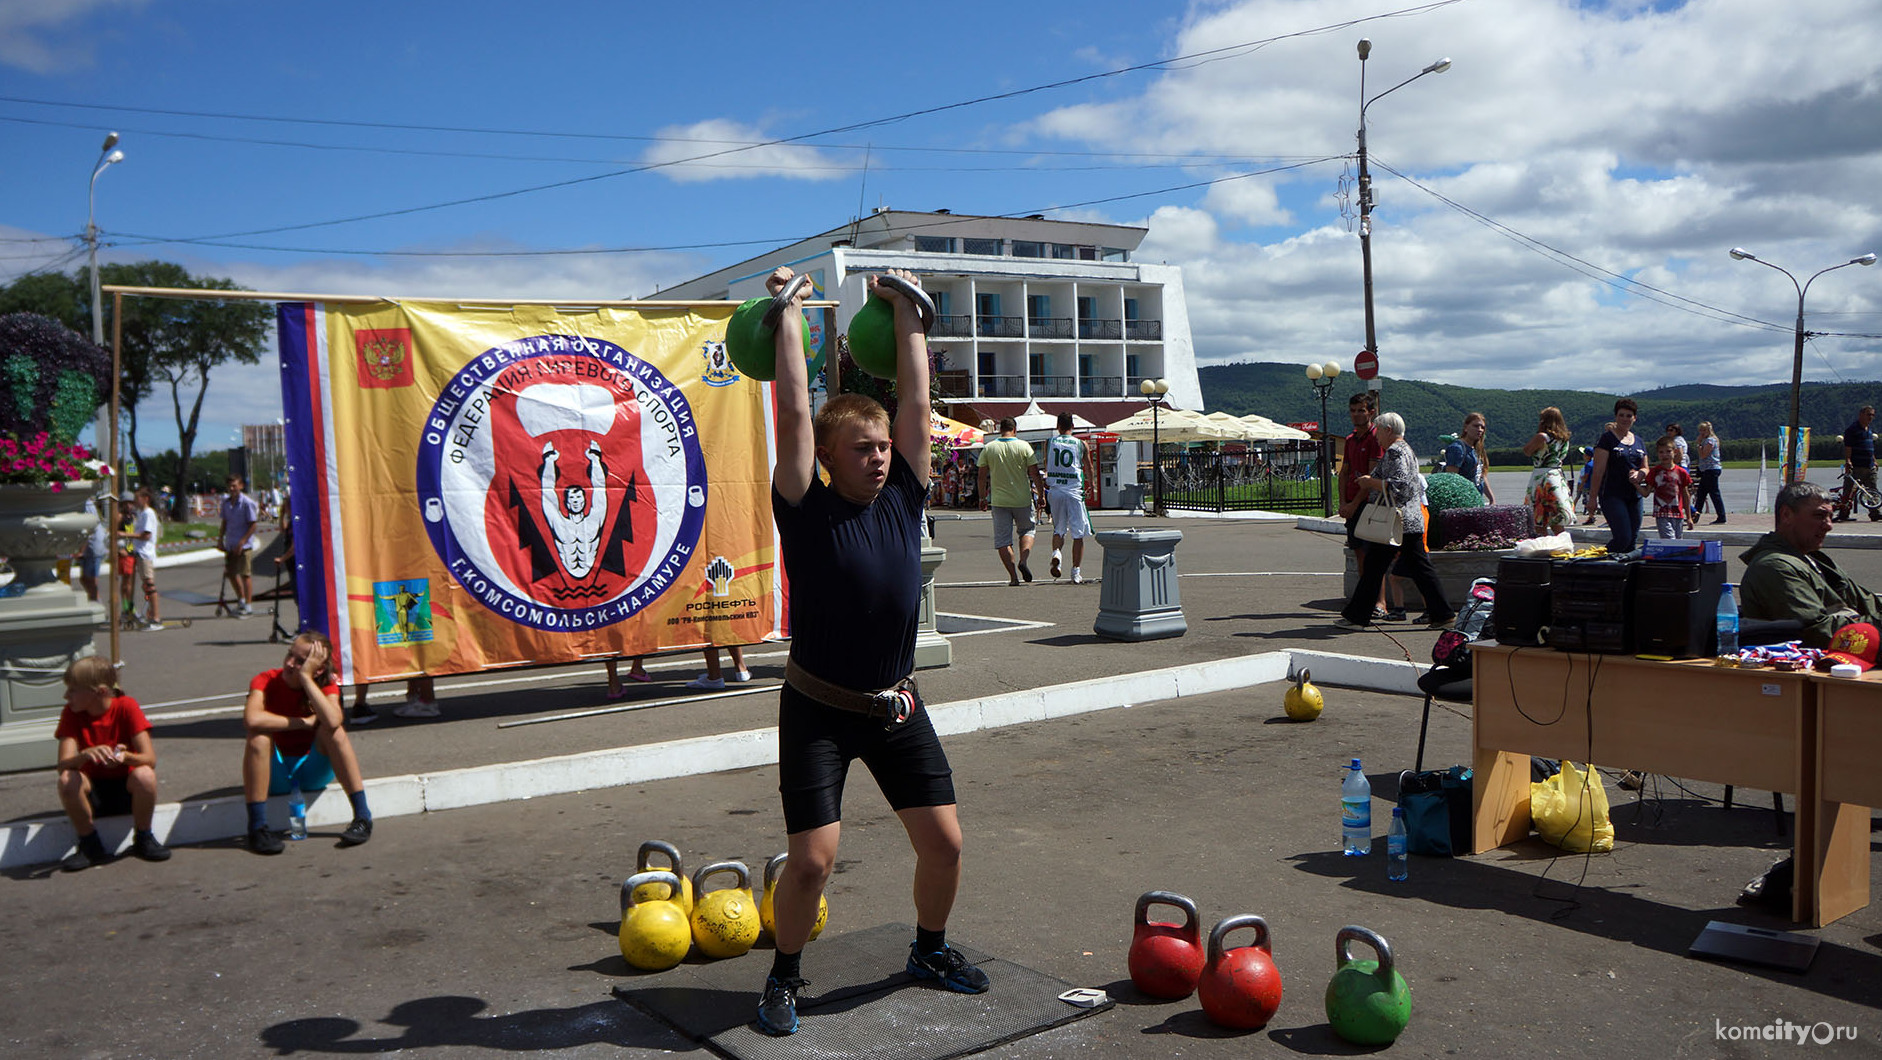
[86,774,134,818]
[777,681,955,834]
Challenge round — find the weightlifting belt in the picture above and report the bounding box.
[785,658,916,727]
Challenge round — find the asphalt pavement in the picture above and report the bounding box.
[3,513,1879,1058]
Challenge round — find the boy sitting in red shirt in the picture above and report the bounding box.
[55,657,170,871]
[243,631,373,854]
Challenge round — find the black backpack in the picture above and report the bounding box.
[1432,577,1495,670]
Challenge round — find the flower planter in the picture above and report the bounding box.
[1343,545,1517,613]
[0,481,106,772]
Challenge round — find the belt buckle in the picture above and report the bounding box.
[875,688,912,729]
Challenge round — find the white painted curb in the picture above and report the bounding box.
[0,648,1405,869]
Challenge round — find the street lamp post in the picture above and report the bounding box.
[1355,40,1449,399]
[1729,247,1877,484]
[86,132,125,664]
[1307,361,1343,516]
[1140,377,1169,514]
[86,133,124,350]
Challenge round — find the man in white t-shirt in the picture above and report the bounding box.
[219,476,261,616]
[130,488,162,630]
[1043,414,1092,583]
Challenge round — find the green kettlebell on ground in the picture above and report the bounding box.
[724,274,822,382]
[1324,925,1412,1045]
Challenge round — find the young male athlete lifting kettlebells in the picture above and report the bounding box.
[755,265,988,1036]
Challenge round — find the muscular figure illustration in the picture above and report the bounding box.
[541,440,610,579]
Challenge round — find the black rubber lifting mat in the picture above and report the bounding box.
[612,922,1113,1060]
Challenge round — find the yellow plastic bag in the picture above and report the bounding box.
[1530,760,1614,853]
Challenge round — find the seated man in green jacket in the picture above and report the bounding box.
[1739,480,1882,647]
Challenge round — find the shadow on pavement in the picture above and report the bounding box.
[1287,849,1882,1009]
[258,995,680,1054]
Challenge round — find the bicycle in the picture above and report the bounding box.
[1834,465,1882,522]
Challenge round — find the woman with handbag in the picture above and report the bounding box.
[1337,412,1457,631]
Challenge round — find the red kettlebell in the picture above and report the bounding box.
[1127,890,1205,999]
[1197,914,1284,1030]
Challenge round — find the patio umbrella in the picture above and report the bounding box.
[1101,408,1236,443]
[930,412,985,447]
[1236,414,1313,441]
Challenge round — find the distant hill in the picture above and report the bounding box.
[1198,362,1882,451]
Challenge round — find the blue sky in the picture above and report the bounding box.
[4,0,1881,452]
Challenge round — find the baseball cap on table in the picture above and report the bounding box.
[1826,622,1880,672]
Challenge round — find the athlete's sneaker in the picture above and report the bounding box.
[246,827,285,856]
[1050,550,1062,579]
[393,699,440,719]
[732,669,753,683]
[348,702,378,726]
[339,818,373,846]
[131,832,171,862]
[237,603,254,616]
[906,943,991,994]
[62,832,112,872]
[755,975,808,1036]
[1070,570,1084,584]
[1332,616,1370,631]
[686,675,726,691]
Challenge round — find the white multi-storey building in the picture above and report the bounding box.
[655,209,1201,427]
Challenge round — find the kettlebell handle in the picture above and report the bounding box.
[1335,925,1395,979]
[692,859,753,896]
[1208,913,1272,961]
[764,852,791,890]
[871,274,937,333]
[1134,890,1199,932]
[760,274,813,330]
[1295,668,1311,688]
[638,839,684,875]
[621,870,683,913]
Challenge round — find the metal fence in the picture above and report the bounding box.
[1150,441,1326,513]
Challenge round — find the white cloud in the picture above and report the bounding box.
[1029,0,1882,391]
[0,0,145,73]
[639,119,847,183]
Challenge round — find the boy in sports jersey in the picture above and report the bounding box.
[1044,413,1091,583]
[755,266,988,1037]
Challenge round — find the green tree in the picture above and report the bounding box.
[0,261,271,518]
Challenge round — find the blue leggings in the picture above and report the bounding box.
[1601,493,1643,554]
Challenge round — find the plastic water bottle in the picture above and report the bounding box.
[287,789,307,841]
[1716,582,1739,659]
[1386,807,1408,881]
[1341,759,1372,856]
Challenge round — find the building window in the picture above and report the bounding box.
[1103,247,1129,262]
[963,238,1002,255]
[1050,243,1076,259]
[1078,246,1098,260]
[914,236,956,253]
[1029,353,1045,378]
[1027,294,1051,320]
[1125,298,1139,320]
[1011,240,1045,258]
[932,290,951,316]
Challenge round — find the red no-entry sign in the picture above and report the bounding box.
[1354,350,1379,380]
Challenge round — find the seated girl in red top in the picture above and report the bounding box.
[243,631,373,855]
[55,657,170,871]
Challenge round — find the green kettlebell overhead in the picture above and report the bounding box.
[724,273,823,382]
[845,274,936,379]
[1324,925,1413,1045]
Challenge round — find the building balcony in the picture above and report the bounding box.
[978,374,1026,398]
[1078,319,1123,340]
[1028,317,1074,339]
[977,315,1025,339]
[932,314,974,338]
[1081,376,1124,398]
[1032,375,1077,397]
[935,369,973,399]
[1125,320,1163,341]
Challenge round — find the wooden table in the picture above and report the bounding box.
[1470,643,1872,925]
[1807,671,1882,925]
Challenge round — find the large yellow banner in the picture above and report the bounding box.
[278,300,783,686]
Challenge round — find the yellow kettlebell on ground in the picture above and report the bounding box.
[690,860,761,959]
[632,840,694,915]
[618,870,692,971]
[1285,668,1325,722]
[759,851,829,942]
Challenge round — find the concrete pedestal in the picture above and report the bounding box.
[0,483,105,773]
[1341,545,1515,612]
[1094,528,1186,641]
[915,536,951,669]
